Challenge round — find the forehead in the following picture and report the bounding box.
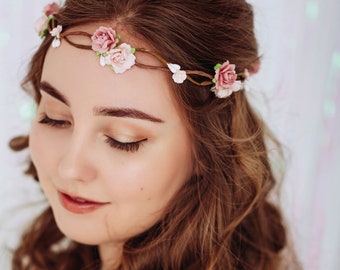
[41,26,178,119]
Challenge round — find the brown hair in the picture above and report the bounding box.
[11,0,297,269]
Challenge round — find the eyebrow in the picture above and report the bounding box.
[39,81,164,123]
[39,81,70,106]
[94,107,164,123]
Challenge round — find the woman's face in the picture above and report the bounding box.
[29,26,193,249]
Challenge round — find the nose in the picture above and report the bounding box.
[58,136,97,183]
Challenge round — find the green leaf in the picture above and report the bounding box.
[41,29,49,38]
[214,63,222,71]
[131,47,136,54]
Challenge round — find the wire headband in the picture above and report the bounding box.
[36,2,251,98]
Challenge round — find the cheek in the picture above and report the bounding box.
[101,141,192,204]
[29,123,58,178]
[29,123,43,170]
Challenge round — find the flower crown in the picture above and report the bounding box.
[36,2,252,98]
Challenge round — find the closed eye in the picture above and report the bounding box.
[104,136,147,153]
[38,113,70,128]
[38,113,147,153]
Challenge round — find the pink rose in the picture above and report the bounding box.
[105,43,136,74]
[35,15,48,34]
[44,2,60,16]
[214,61,237,90]
[249,59,261,75]
[212,61,243,98]
[92,27,119,54]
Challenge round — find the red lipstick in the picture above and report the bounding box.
[58,191,109,214]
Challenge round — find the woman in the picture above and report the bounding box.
[10,0,295,269]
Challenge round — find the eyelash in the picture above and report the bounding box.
[105,137,147,153]
[38,113,70,128]
[38,113,147,153]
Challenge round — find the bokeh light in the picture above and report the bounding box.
[305,2,319,20]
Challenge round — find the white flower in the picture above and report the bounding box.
[51,37,61,48]
[167,63,181,73]
[50,25,63,38]
[172,70,187,83]
[211,86,232,98]
[230,80,242,92]
[211,80,243,98]
[167,63,187,83]
[49,25,63,48]
[100,55,106,66]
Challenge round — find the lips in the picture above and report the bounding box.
[58,191,110,214]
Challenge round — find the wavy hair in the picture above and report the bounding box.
[11,0,297,269]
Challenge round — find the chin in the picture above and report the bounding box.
[51,207,105,246]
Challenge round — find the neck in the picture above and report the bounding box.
[99,242,123,270]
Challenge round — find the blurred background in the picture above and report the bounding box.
[0,0,339,269]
